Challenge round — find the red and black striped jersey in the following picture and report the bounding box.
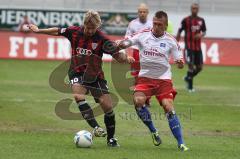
[178,16,206,51]
[58,26,116,81]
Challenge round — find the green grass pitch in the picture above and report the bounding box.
[0,59,239,159]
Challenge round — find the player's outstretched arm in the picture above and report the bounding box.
[28,24,59,36]
[114,37,138,63]
[112,50,135,64]
[117,39,133,50]
[176,19,185,41]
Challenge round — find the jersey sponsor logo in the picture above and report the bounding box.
[76,47,93,56]
[92,43,98,50]
[143,48,165,57]
[191,25,201,32]
[160,43,166,48]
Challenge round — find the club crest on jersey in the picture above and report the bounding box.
[160,43,166,48]
[198,21,202,26]
[92,43,98,50]
[61,28,66,33]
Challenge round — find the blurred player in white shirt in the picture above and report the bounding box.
[125,3,152,105]
[125,3,152,40]
[118,11,189,151]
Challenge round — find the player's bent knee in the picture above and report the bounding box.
[161,99,174,113]
[99,100,113,113]
[73,94,85,101]
[134,95,146,107]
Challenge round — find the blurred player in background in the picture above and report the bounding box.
[118,11,189,151]
[28,10,131,147]
[176,3,206,92]
[125,3,152,77]
[125,3,152,106]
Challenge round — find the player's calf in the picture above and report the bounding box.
[193,66,202,77]
[161,99,188,149]
[166,110,190,151]
[134,92,158,134]
[104,111,118,145]
[77,100,100,129]
[98,94,118,144]
[166,110,184,145]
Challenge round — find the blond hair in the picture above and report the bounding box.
[83,10,102,27]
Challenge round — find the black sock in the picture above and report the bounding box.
[78,100,99,128]
[187,71,193,79]
[188,78,193,89]
[192,70,198,77]
[104,111,115,141]
[187,71,193,89]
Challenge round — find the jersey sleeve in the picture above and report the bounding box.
[102,35,117,55]
[125,32,142,47]
[201,19,207,32]
[171,40,183,61]
[58,26,78,40]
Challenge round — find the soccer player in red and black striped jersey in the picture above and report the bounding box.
[29,10,132,147]
[176,3,206,92]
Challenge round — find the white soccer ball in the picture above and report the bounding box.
[74,130,93,148]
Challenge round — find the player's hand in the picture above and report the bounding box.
[176,59,184,69]
[28,24,39,33]
[116,40,132,50]
[115,40,121,46]
[194,33,202,40]
[127,56,135,64]
[115,40,123,51]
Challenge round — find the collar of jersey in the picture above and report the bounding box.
[137,18,148,24]
[151,30,166,39]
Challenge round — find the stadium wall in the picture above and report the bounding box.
[0,31,240,66]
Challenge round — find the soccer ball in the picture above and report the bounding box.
[74,130,93,148]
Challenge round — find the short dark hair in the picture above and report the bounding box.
[154,11,168,22]
[191,3,199,8]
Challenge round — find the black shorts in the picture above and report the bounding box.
[69,73,109,103]
[185,49,203,65]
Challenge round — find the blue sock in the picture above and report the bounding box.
[136,106,157,133]
[167,111,184,145]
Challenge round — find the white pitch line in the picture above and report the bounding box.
[1,98,240,107]
[175,102,240,107]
